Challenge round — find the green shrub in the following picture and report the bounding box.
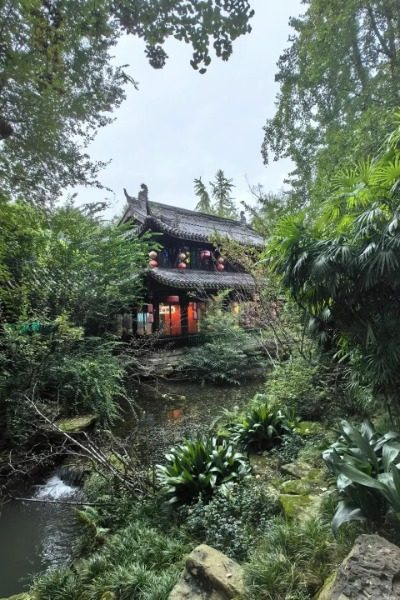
[264,356,326,420]
[156,436,250,505]
[0,319,124,441]
[244,517,354,600]
[227,395,293,452]
[179,309,264,385]
[323,420,400,532]
[182,480,279,560]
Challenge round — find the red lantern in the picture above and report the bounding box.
[217,257,224,264]
[178,262,187,269]
[216,263,225,272]
[178,252,187,261]
[166,295,180,304]
[149,260,158,268]
[148,250,158,259]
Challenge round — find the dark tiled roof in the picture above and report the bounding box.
[123,196,264,247]
[147,268,256,290]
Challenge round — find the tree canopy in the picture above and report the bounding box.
[263,0,400,203]
[267,116,400,414]
[0,0,254,203]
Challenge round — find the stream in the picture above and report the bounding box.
[0,378,263,597]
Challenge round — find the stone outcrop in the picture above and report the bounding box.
[169,544,244,600]
[317,534,400,599]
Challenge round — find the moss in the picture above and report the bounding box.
[315,570,337,599]
[56,414,97,433]
[0,594,33,600]
[294,421,325,436]
[279,493,323,521]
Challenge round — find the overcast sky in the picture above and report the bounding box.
[71,0,303,218]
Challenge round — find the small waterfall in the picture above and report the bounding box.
[35,475,78,500]
[0,470,84,596]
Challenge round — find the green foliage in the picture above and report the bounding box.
[180,307,261,385]
[267,119,400,415]
[264,0,400,204]
[182,480,279,561]
[244,517,354,600]
[0,320,124,440]
[33,518,186,600]
[0,201,150,441]
[227,395,293,452]
[323,420,400,532]
[194,169,238,218]
[0,200,151,330]
[156,436,250,506]
[1,2,254,202]
[264,356,326,420]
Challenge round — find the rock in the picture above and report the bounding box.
[280,461,324,482]
[0,594,32,600]
[280,478,328,495]
[55,414,97,433]
[294,421,325,436]
[279,493,323,521]
[168,544,244,600]
[316,534,400,599]
[101,593,116,600]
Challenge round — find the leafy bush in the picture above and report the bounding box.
[156,436,250,505]
[272,432,305,463]
[227,395,293,452]
[0,318,125,441]
[323,420,400,532]
[179,308,264,385]
[183,480,279,560]
[265,356,327,420]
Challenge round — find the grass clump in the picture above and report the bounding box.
[33,515,187,600]
[244,517,356,600]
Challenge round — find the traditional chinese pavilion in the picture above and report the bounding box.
[120,184,264,339]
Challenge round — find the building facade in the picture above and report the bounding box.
[120,185,264,340]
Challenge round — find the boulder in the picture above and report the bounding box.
[316,534,400,599]
[279,493,323,521]
[168,544,244,600]
[55,414,97,433]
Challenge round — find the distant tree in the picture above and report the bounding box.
[194,177,213,214]
[263,0,400,204]
[0,1,254,204]
[194,170,238,218]
[211,169,238,219]
[242,184,299,237]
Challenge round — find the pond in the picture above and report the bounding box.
[0,378,263,597]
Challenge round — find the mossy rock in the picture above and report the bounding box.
[280,478,316,495]
[56,414,97,433]
[279,493,323,521]
[0,594,33,600]
[315,571,337,599]
[249,453,281,477]
[280,461,325,483]
[294,421,325,436]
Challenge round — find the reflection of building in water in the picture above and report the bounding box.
[119,184,264,340]
[167,408,184,422]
